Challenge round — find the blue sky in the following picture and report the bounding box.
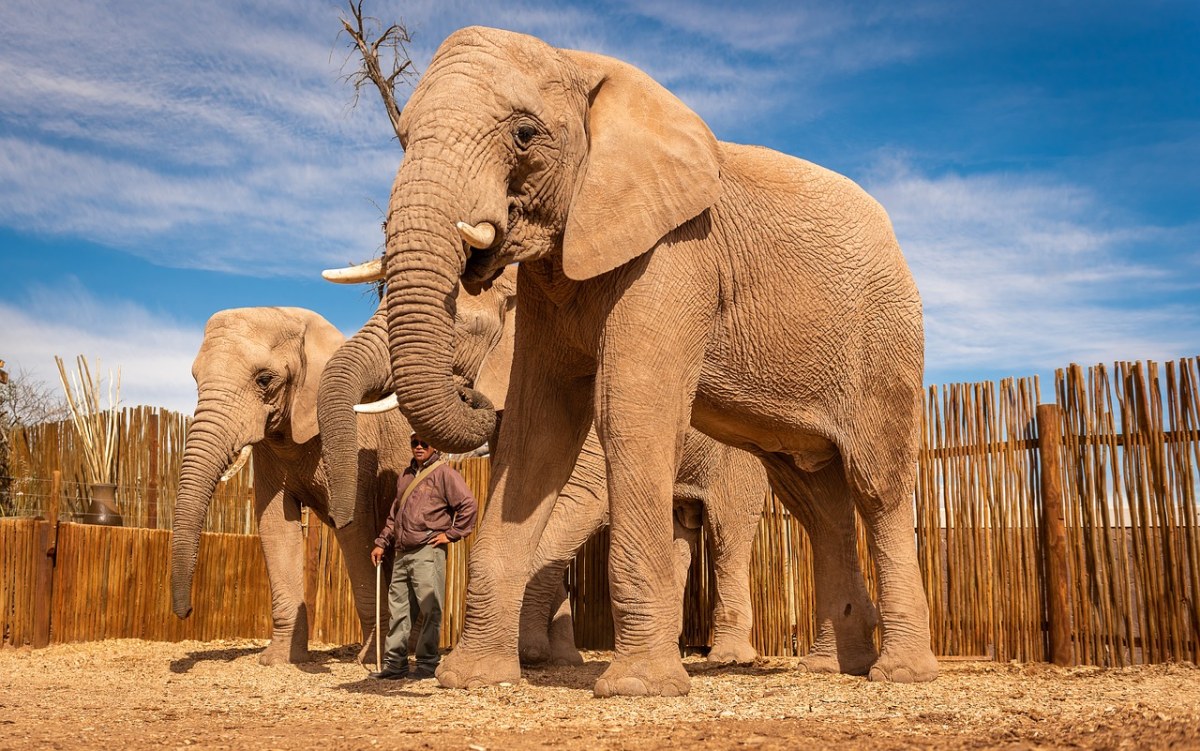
[1,0,1197,414]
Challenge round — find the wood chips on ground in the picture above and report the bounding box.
[1,640,1198,750]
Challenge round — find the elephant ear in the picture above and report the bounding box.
[560,50,722,281]
[474,266,519,410]
[290,310,346,444]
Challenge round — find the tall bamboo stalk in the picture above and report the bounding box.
[53,355,121,486]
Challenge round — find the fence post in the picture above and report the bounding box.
[32,470,63,647]
[147,411,159,529]
[303,508,321,636]
[1036,403,1073,666]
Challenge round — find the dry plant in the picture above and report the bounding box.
[336,0,417,301]
[54,355,122,486]
[337,0,416,140]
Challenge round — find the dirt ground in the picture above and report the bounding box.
[1,640,1198,750]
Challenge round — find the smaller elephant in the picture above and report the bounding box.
[322,265,770,667]
[170,307,410,665]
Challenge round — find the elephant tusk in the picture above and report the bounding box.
[220,445,253,482]
[354,393,399,414]
[456,221,496,250]
[321,259,383,284]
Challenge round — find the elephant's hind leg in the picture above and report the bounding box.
[762,455,878,675]
[844,450,938,683]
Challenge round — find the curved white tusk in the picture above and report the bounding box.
[456,221,496,250]
[220,445,253,482]
[321,259,383,284]
[354,393,399,414]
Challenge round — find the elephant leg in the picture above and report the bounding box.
[519,427,608,666]
[254,480,309,665]
[592,290,709,698]
[761,454,879,676]
[436,366,594,689]
[671,505,699,646]
[703,460,764,665]
[844,450,938,683]
[331,508,387,666]
[543,581,581,667]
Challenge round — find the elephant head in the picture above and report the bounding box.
[337,26,721,453]
[171,307,344,618]
[318,265,518,528]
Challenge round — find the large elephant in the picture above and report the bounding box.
[320,266,770,666]
[354,27,933,695]
[170,307,409,665]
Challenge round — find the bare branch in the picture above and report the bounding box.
[336,0,417,141]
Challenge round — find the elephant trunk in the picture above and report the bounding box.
[383,161,497,453]
[170,404,251,618]
[318,306,392,529]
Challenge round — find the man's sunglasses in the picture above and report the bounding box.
[411,439,430,449]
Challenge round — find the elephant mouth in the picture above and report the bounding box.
[462,250,507,293]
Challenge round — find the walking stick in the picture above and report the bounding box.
[374,560,383,671]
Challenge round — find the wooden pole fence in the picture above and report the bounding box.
[1,357,1197,664]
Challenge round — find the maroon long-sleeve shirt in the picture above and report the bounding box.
[374,453,478,551]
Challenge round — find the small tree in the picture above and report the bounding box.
[336,0,417,300]
[337,0,417,140]
[0,360,72,513]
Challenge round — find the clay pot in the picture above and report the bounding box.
[81,482,124,527]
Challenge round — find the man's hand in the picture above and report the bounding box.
[429,532,451,546]
[371,546,385,565]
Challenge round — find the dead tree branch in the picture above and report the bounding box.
[338,0,417,140]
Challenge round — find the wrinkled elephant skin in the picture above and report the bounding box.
[377,27,936,695]
[319,267,771,670]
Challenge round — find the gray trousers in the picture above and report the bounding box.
[382,543,446,670]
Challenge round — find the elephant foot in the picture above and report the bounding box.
[868,647,939,683]
[706,637,757,665]
[518,630,552,666]
[259,640,308,666]
[436,646,521,689]
[355,640,377,668]
[796,640,876,676]
[519,634,584,667]
[593,648,690,697]
[796,651,841,674]
[548,639,585,666]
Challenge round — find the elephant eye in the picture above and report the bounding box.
[514,123,538,150]
[255,372,274,388]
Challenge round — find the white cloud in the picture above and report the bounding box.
[0,1,398,276]
[866,159,1200,382]
[0,0,939,278]
[0,281,203,414]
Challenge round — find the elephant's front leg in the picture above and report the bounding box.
[436,367,594,689]
[592,296,709,698]
[519,426,609,666]
[254,481,309,665]
[329,506,385,666]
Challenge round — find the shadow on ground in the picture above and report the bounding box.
[169,643,362,675]
[169,645,263,674]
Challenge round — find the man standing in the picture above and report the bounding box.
[370,433,478,680]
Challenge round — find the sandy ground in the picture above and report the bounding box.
[1,640,1199,750]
